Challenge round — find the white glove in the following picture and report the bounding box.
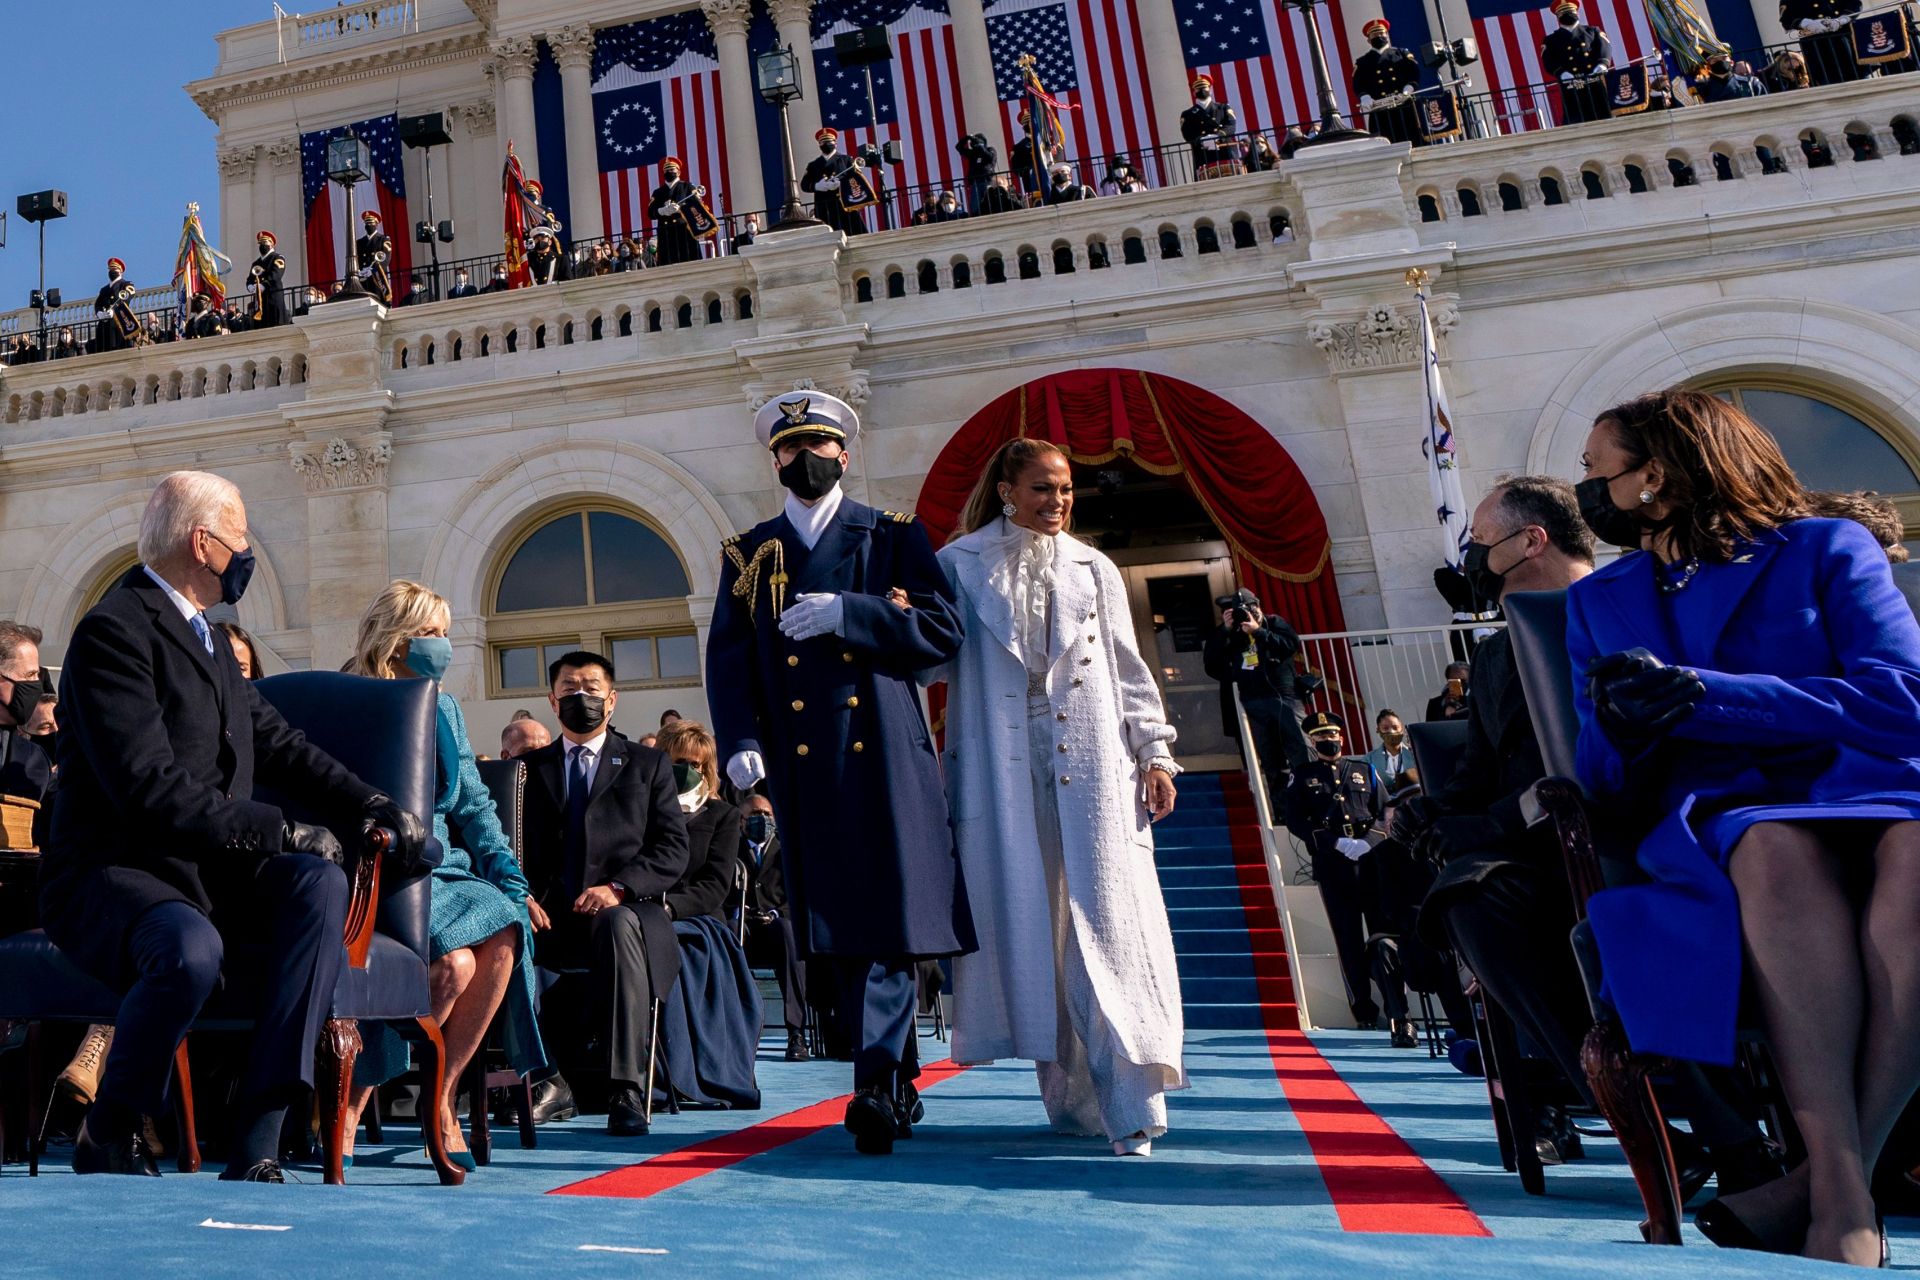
[1336,836,1372,861]
[778,592,845,642]
[818,177,840,192]
[727,750,767,790]
[1359,94,1375,110]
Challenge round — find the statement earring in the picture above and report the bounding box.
[1639,489,1655,504]
[1002,502,1017,517]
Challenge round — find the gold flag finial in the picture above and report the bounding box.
[1405,267,1432,292]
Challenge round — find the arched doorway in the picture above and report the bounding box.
[916,368,1349,771]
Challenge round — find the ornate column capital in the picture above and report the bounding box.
[487,34,539,78]
[766,0,813,27]
[218,145,259,179]
[748,373,870,413]
[547,23,596,71]
[266,139,298,172]
[1307,301,1456,375]
[700,0,754,39]
[290,434,393,493]
[452,97,498,133]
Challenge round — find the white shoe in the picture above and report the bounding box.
[1111,1133,1152,1157]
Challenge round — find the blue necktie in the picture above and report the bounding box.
[562,745,592,896]
[190,613,214,655]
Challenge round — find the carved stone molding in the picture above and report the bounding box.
[766,0,814,27]
[451,97,497,134]
[266,139,298,172]
[748,373,870,414]
[461,0,496,29]
[488,34,538,77]
[546,24,595,70]
[700,0,754,39]
[218,146,259,179]
[1307,302,1457,374]
[291,434,393,491]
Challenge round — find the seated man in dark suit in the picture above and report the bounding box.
[740,789,809,1061]
[520,651,690,1136]
[39,470,426,1180]
[0,620,53,808]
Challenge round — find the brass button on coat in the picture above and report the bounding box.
[846,696,860,708]
[842,652,854,663]
[852,741,865,753]
[791,699,805,712]
[796,744,810,757]
[787,655,800,667]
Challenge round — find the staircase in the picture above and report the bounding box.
[1153,771,1298,1031]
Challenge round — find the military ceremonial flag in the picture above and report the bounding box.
[502,144,540,289]
[1645,0,1729,74]
[1852,6,1914,63]
[1467,0,1661,131]
[1413,271,1470,569]
[986,0,1158,170]
[171,203,232,326]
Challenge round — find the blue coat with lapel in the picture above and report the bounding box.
[1567,518,1920,1064]
[706,498,976,959]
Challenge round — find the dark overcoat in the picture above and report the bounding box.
[706,499,975,960]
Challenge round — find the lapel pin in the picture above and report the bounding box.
[1732,554,1754,564]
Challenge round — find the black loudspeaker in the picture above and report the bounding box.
[17,190,69,223]
[398,111,452,148]
[834,26,892,66]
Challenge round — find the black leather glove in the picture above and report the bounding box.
[1389,793,1443,847]
[362,793,429,872]
[1417,814,1505,863]
[1588,648,1703,748]
[283,820,345,864]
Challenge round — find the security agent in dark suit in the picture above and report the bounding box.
[1283,711,1393,1029]
[1542,0,1613,125]
[740,790,809,1060]
[707,389,973,1155]
[1203,589,1310,800]
[445,269,479,299]
[38,471,427,1180]
[520,651,690,1137]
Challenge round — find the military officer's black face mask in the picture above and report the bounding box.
[556,692,608,735]
[1576,472,1653,551]
[778,450,844,502]
[1370,35,1389,48]
[1558,11,1577,24]
[821,142,837,155]
[1312,736,1343,758]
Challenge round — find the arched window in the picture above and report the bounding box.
[487,506,699,696]
[81,551,142,616]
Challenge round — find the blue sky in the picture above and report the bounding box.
[0,2,265,311]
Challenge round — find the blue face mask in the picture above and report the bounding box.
[205,531,255,606]
[406,636,454,682]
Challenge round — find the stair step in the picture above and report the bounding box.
[1173,950,1257,978]
[1165,905,1255,929]
[1173,926,1287,950]
[1150,844,1245,867]
[1155,865,1245,889]
[1180,976,1263,1004]
[1159,885,1246,909]
[1184,1002,1293,1030]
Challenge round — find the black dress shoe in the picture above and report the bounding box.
[1390,1019,1419,1049]
[607,1085,650,1137]
[895,1082,925,1138]
[529,1074,578,1125]
[784,1030,811,1063]
[1707,1136,1786,1197]
[72,1120,160,1177]
[844,1088,897,1155]
[1353,1010,1381,1031]
[1533,1105,1584,1165]
[218,1159,287,1183]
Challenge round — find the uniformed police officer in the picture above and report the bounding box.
[1353,18,1424,147]
[355,210,394,304]
[1283,711,1400,1031]
[706,390,975,1156]
[1542,0,1613,126]
[248,231,288,329]
[1780,0,1864,85]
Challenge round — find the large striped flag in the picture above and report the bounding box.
[985,0,1161,175]
[1415,276,1470,569]
[1469,0,1661,133]
[1175,0,1357,138]
[298,113,412,291]
[811,0,968,224]
[592,13,731,243]
[170,204,232,325]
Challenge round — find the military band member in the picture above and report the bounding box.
[706,390,974,1156]
[1181,76,1241,177]
[94,258,139,354]
[1353,19,1424,146]
[523,177,565,239]
[355,210,394,305]
[525,225,570,285]
[1542,0,1613,125]
[649,156,706,267]
[1780,0,1864,84]
[248,231,288,329]
[801,129,871,237]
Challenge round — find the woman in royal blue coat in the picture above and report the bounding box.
[1568,390,1920,1267]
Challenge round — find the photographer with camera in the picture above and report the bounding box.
[1203,588,1311,802]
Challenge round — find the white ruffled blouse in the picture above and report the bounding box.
[982,516,1058,676]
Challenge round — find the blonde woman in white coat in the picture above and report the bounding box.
[926,438,1187,1156]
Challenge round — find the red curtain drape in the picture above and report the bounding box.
[916,369,1363,743]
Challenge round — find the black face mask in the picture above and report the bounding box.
[556,692,607,735]
[1576,472,1649,551]
[1313,737,1343,759]
[1369,36,1389,48]
[4,675,44,727]
[205,532,256,605]
[778,450,843,502]
[1461,527,1527,607]
[1558,12,1577,24]
[745,813,774,844]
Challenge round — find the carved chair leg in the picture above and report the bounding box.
[466,1057,491,1167]
[316,1017,361,1186]
[408,1016,464,1186]
[1583,1018,1682,1245]
[170,1039,200,1173]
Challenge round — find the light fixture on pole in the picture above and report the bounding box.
[1284,0,1370,147]
[325,132,373,299]
[400,112,456,301]
[755,45,822,232]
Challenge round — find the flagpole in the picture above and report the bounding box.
[1409,266,1471,573]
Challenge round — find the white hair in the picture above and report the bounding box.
[138,471,242,566]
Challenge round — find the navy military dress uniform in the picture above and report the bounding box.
[94,260,139,353]
[707,391,974,1148]
[248,233,288,328]
[1353,21,1424,146]
[801,130,875,236]
[1542,1,1613,125]
[1180,79,1240,175]
[1780,0,1864,84]
[355,212,394,304]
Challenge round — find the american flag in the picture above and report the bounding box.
[812,0,966,225]
[299,113,412,292]
[1176,0,1356,138]
[593,13,731,244]
[1469,0,1660,133]
[985,0,1161,179]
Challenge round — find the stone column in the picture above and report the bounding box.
[1749,0,1790,46]
[766,0,823,151]
[1134,0,1195,147]
[945,0,1005,139]
[702,0,769,218]
[266,140,303,288]
[490,34,542,181]
[218,144,260,272]
[453,98,499,254]
[549,24,606,243]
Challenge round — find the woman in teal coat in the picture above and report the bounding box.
[342,580,548,1168]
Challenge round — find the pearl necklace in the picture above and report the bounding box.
[1657,556,1702,595]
